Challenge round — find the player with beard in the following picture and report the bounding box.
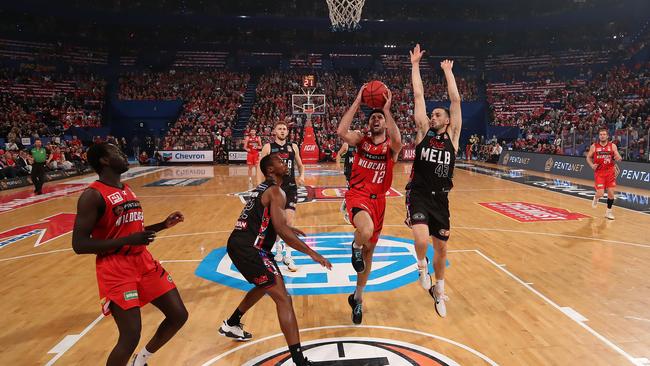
[257,121,305,271]
[244,128,262,188]
[220,154,331,366]
[406,44,462,318]
[72,143,188,366]
[587,128,622,219]
[337,84,402,324]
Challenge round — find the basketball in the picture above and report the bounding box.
[362,80,389,109]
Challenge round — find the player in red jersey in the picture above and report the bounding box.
[337,84,402,324]
[72,143,188,366]
[587,128,622,220]
[244,128,263,188]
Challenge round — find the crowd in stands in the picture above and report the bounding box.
[489,62,650,161]
[0,135,91,180]
[0,68,105,141]
[242,69,479,161]
[119,70,249,159]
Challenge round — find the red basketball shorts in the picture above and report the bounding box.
[345,190,386,244]
[247,151,259,166]
[96,249,176,316]
[594,169,616,191]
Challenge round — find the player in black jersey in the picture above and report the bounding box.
[406,44,462,318]
[220,154,330,366]
[257,121,305,271]
[335,140,359,224]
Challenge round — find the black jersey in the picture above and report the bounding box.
[406,129,455,192]
[270,141,296,188]
[343,145,357,181]
[229,180,277,252]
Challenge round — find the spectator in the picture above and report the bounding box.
[30,139,47,194]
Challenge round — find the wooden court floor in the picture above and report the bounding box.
[1,162,649,365]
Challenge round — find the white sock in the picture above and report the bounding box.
[417,259,427,268]
[436,279,445,294]
[133,347,153,366]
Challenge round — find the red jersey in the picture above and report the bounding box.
[246,136,262,155]
[88,181,145,255]
[349,136,395,196]
[592,142,616,172]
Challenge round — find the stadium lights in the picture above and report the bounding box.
[383,44,396,48]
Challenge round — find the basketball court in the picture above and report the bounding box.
[1,161,649,365]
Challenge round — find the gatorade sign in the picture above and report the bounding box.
[300,126,319,163]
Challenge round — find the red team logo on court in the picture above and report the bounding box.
[479,202,589,222]
[0,213,76,249]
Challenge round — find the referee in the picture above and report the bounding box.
[30,139,47,194]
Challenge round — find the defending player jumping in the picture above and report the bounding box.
[407,44,462,318]
[337,84,402,324]
[587,128,622,220]
[219,154,331,366]
[257,121,306,271]
[72,142,188,366]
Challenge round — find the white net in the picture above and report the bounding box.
[325,0,366,31]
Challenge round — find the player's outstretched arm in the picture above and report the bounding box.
[382,89,402,160]
[145,211,184,232]
[266,187,332,269]
[337,85,366,147]
[72,189,155,254]
[441,60,462,152]
[411,43,430,143]
[256,143,271,185]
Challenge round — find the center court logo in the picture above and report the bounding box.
[194,233,443,295]
[244,337,460,366]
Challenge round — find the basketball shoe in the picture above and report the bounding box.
[219,320,252,341]
[348,294,363,324]
[429,284,449,318]
[284,256,298,272]
[592,196,598,208]
[605,209,615,220]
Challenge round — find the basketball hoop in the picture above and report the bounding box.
[326,0,366,31]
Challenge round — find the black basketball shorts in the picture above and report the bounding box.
[405,189,451,241]
[282,183,298,211]
[227,239,280,289]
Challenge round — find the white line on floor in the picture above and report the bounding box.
[45,313,104,366]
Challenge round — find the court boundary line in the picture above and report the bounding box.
[470,249,643,366]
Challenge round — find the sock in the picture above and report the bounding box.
[354,288,363,303]
[352,240,363,249]
[132,347,153,366]
[607,199,614,209]
[289,343,305,365]
[436,279,445,294]
[285,247,292,259]
[227,308,244,327]
[417,259,427,268]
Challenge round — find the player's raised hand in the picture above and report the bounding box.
[164,211,185,228]
[354,83,367,105]
[440,59,454,71]
[310,252,332,270]
[382,88,392,111]
[127,230,157,245]
[410,43,425,64]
